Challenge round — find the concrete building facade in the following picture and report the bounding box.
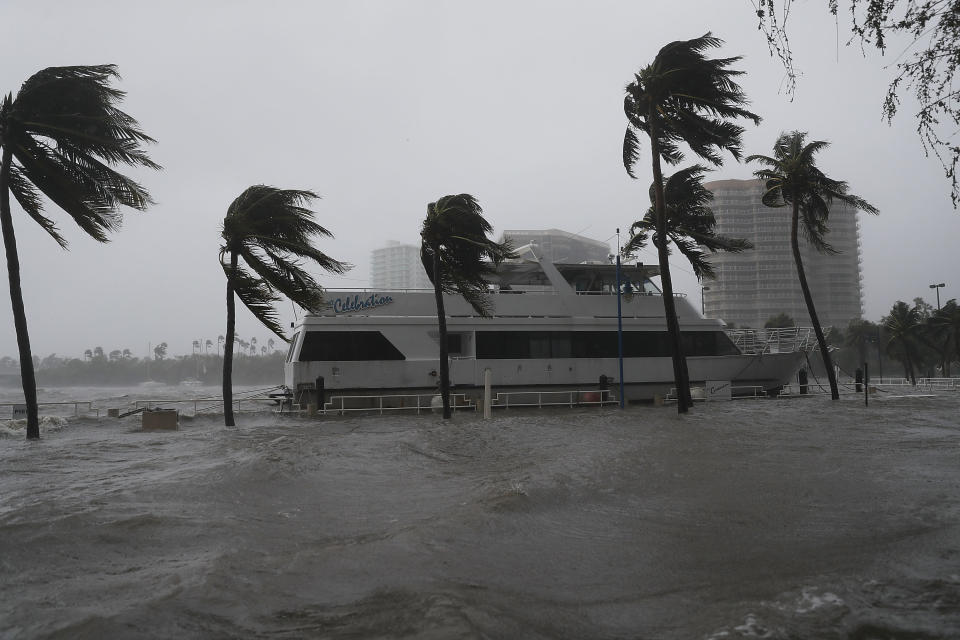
[703,178,863,330]
[370,242,433,290]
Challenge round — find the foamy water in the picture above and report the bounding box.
[1,386,959,638]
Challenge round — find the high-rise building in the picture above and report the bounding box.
[500,229,610,264]
[703,178,863,329]
[370,241,433,290]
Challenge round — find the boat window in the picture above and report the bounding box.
[476,331,737,359]
[286,332,300,362]
[298,331,406,361]
[448,334,463,355]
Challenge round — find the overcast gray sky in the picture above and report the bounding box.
[1,0,957,360]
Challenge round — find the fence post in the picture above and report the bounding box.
[864,361,869,407]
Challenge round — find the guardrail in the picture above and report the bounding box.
[493,389,616,409]
[1,401,98,418]
[319,393,474,415]
[132,395,277,415]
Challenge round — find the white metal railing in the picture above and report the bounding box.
[321,393,474,415]
[493,389,616,408]
[725,327,822,354]
[1,401,99,418]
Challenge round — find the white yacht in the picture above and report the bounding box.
[283,247,808,405]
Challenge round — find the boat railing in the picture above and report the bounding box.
[725,327,822,354]
[320,393,475,415]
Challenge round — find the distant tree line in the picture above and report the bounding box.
[754,296,960,383]
[0,351,286,387]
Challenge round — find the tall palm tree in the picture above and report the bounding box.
[929,299,960,377]
[420,194,514,419]
[220,185,346,426]
[622,33,760,413]
[0,65,158,439]
[884,301,922,384]
[748,131,878,400]
[622,165,752,280]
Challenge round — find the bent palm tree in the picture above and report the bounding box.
[622,165,752,280]
[220,186,346,426]
[623,33,760,413]
[884,301,922,384]
[420,194,514,419]
[747,131,878,400]
[0,65,158,439]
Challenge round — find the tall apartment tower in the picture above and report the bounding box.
[703,179,863,329]
[500,229,610,263]
[370,241,433,290]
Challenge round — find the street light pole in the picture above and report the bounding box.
[929,282,945,310]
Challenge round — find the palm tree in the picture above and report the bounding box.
[845,319,879,369]
[217,335,224,356]
[622,33,760,413]
[420,194,514,419]
[153,342,167,360]
[884,301,922,384]
[747,132,878,400]
[622,164,752,286]
[220,185,346,426]
[0,65,158,439]
[929,299,960,377]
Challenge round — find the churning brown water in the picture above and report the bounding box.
[1,386,959,638]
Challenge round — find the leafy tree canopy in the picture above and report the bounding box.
[753,0,960,206]
[764,312,795,328]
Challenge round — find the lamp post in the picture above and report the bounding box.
[929,282,945,310]
[701,285,711,316]
[615,229,625,409]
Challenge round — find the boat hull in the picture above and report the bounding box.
[285,351,804,403]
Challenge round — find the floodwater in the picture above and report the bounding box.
[1,385,959,639]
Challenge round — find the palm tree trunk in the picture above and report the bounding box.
[790,198,840,400]
[223,251,237,426]
[904,347,916,385]
[432,249,451,419]
[648,115,692,413]
[0,147,40,439]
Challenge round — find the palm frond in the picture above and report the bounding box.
[751,131,877,253]
[421,194,514,317]
[1,64,159,245]
[220,255,286,338]
[623,126,641,178]
[623,33,759,172]
[7,164,67,248]
[221,184,346,336]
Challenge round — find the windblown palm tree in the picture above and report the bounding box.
[220,185,346,426]
[845,319,880,369]
[622,33,760,413]
[622,165,752,280]
[0,65,158,439]
[929,299,960,377]
[884,301,922,384]
[420,194,514,419]
[747,131,878,400]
